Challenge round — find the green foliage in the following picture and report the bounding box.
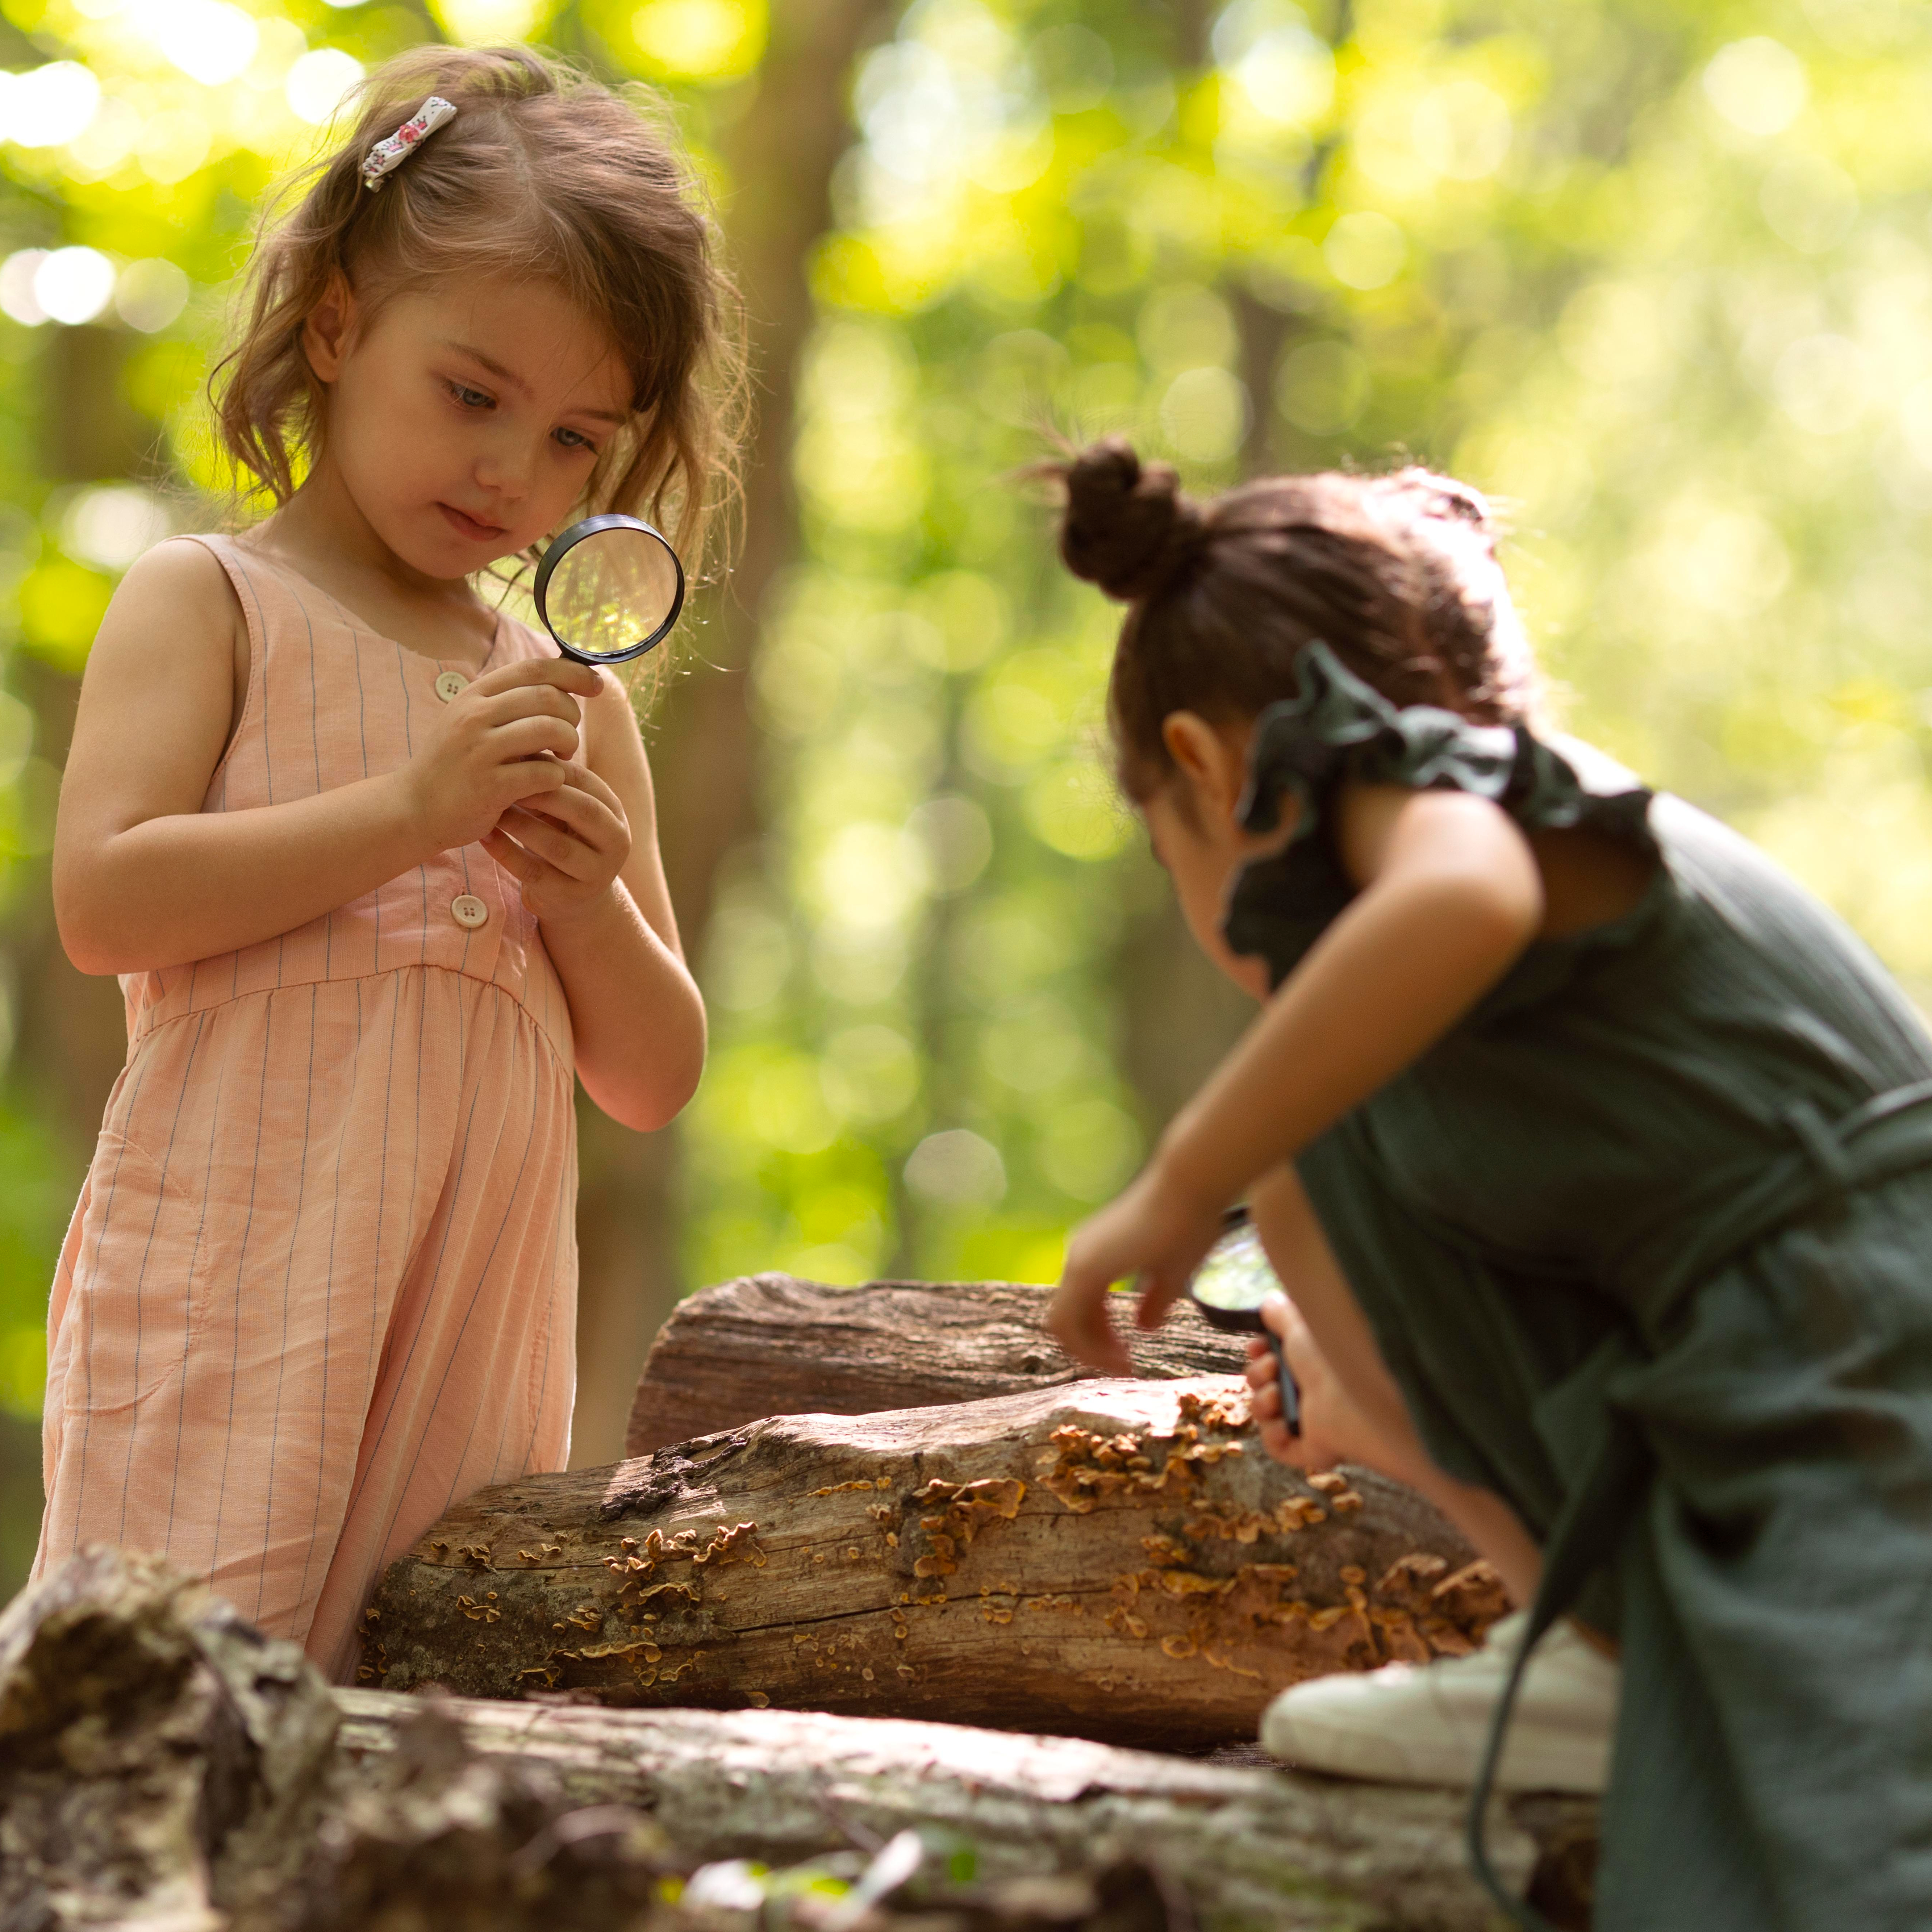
[0,1100,70,1418]
[690,0,1932,1287]
[2,0,1932,1422]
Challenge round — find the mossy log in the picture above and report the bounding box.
[363,1377,1507,1752]
[625,1274,1246,1456]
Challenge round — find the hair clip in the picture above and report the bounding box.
[361,96,458,192]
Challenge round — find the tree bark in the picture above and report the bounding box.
[0,1544,341,1932]
[362,1378,1506,1752]
[568,0,904,1471]
[329,1689,1563,1932]
[625,1274,1251,1455]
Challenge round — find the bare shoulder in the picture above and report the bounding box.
[91,537,244,679]
[1332,780,1524,887]
[110,535,239,616]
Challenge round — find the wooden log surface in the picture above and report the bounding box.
[365,1378,1507,1752]
[0,1544,1598,1931]
[328,1687,1577,1932]
[0,1545,342,1932]
[626,1275,1245,1456]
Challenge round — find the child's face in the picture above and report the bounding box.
[305,274,632,578]
[1142,715,1282,1001]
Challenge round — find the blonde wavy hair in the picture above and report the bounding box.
[212,44,742,576]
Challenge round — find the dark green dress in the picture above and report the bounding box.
[1226,643,1932,1932]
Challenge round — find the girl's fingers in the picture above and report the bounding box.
[517,783,625,845]
[1134,1267,1188,1332]
[495,808,611,883]
[540,761,625,816]
[470,684,584,729]
[489,715,580,763]
[472,657,605,703]
[481,826,548,884]
[1047,1272,1133,1375]
[497,758,571,804]
[493,821,589,882]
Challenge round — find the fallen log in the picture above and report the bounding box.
[327,1688,1578,1932]
[626,1275,1244,1456]
[0,1544,1598,1931]
[364,1377,1507,1751]
[0,1545,340,1931]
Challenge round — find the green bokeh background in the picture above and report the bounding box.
[2,0,1929,1595]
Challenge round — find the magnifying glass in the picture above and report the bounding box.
[533,513,685,666]
[1188,1206,1301,1437]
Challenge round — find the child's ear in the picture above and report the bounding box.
[302,271,358,384]
[1161,712,1247,826]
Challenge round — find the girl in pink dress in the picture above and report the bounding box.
[33,45,730,1678]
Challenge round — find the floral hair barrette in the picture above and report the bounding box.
[361,96,458,191]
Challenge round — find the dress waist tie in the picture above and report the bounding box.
[1469,1077,1932,1929]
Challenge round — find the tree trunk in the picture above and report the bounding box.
[2,1545,1598,1932]
[625,1274,1251,1455]
[568,0,904,1470]
[361,1378,1506,1753]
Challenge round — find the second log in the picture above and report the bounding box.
[363,1377,1507,1751]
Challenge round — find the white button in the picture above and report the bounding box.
[451,894,488,930]
[435,670,468,702]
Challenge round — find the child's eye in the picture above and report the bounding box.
[445,380,494,410]
[554,426,598,454]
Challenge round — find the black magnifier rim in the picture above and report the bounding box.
[533,512,685,666]
[1188,1203,1268,1331]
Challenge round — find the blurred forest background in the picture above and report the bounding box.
[1,0,1928,1591]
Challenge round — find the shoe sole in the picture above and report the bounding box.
[1262,1707,1609,1794]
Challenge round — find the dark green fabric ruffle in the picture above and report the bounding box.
[1222,640,1661,1004]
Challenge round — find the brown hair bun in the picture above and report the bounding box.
[1050,440,1540,800]
[1058,437,1204,603]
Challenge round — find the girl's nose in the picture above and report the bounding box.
[473,430,534,500]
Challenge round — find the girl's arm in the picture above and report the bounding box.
[485,675,704,1134]
[55,540,596,975]
[1048,781,1544,1372]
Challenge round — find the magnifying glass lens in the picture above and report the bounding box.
[535,516,685,666]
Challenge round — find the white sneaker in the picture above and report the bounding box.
[1259,1610,1617,1794]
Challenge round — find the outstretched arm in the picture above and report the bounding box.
[1048,782,1544,1372]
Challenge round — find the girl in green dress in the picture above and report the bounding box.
[1046,439,1932,1932]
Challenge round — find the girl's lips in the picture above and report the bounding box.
[438,502,508,542]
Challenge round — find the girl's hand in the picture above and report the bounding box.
[1048,1162,1227,1374]
[1245,1290,1375,1473]
[399,658,603,854]
[483,764,633,926]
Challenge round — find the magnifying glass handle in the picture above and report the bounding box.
[1265,1327,1302,1439]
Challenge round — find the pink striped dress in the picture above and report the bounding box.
[33,534,579,1681]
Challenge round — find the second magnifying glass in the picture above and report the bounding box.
[1188,1206,1301,1436]
[534,512,685,666]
